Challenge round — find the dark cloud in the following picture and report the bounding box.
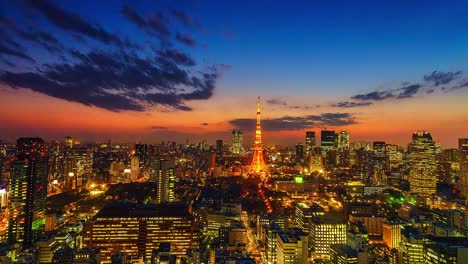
[120,5,146,28]
[351,91,394,101]
[27,0,121,45]
[151,126,169,130]
[396,84,422,99]
[0,43,35,62]
[14,26,63,53]
[0,49,221,112]
[157,48,195,66]
[176,32,196,46]
[424,71,462,86]
[332,101,373,108]
[171,10,192,27]
[229,113,356,131]
[266,99,287,105]
[200,123,208,126]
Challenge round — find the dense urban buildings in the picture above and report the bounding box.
[0,97,467,264]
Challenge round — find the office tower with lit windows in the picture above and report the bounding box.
[337,130,350,149]
[265,223,282,264]
[83,202,199,263]
[64,146,93,190]
[399,226,424,264]
[295,144,304,163]
[423,236,468,264]
[372,141,387,185]
[216,140,223,156]
[276,228,308,264]
[408,132,437,200]
[336,130,350,168]
[383,220,402,249]
[295,202,324,233]
[305,131,316,155]
[231,130,243,154]
[64,136,73,149]
[149,156,175,203]
[459,138,468,200]
[134,144,148,169]
[309,216,347,260]
[8,160,28,245]
[321,130,336,151]
[10,138,48,248]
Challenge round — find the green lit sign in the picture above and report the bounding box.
[295,176,304,184]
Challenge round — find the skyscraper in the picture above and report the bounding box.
[8,160,28,245]
[149,156,175,203]
[408,132,437,200]
[337,130,350,149]
[295,144,304,163]
[231,130,243,154]
[10,138,48,248]
[305,131,316,155]
[321,130,336,152]
[216,139,223,156]
[459,138,468,200]
[134,144,148,169]
[251,96,266,173]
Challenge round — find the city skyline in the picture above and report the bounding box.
[1,0,468,147]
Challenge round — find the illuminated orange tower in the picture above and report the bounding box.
[251,96,266,172]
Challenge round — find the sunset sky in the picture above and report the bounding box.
[1,0,467,147]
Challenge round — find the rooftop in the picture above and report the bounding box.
[95,201,191,218]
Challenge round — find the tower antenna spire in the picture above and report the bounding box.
[251,96,265,173]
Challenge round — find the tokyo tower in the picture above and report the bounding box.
[251,96,266,173]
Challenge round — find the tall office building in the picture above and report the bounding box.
[149,156,175,203]
[134,144,148,169]
[305,132,316,155]
[408,132,437,199]
[83,202,199,263]
[459,138,468,200]
[276,228,308,264]
[372,141,387,185]
[321,130,336,156]
[64,136,73,149]
[383,220,402,249]
[9,138,48,248]
[295,144,304,163]
[309,216,347,260]
[399,226,424,264]
[337,130,350,149]
[8,161,28,245]
[231,130,243,154]
[216,140,223,156]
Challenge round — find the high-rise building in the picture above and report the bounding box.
[216,140,223,156]
[372,141,387,185]
[83,202,199,263]
[305,132,316,156]
[295,144,304,163]
[231,130,243,154]
[276,228,308,264]
[321,130,336,155]
[399,226,424,264]
[8,160,28,245]
[459,138,468,200]
[9,138,48,248]
[64,136,73,149]
[134,144,148,169]
[337,130,350,149]
[149,156,175,203]
[423,236,468,264]
[309,216,347,260]
[251,96,266,173]
[408,132,438,200]
[383,220,402,249]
